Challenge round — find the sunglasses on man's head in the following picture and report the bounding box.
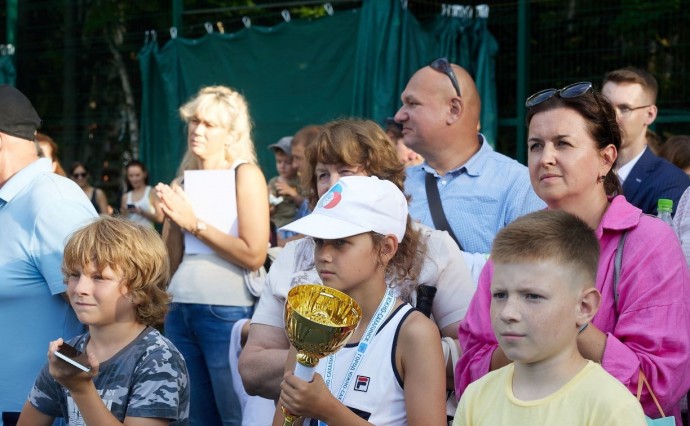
[72,172,87,179]
[525,81,615,143]
[429,57,462,97]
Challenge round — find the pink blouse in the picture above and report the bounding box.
[456,196,690,423]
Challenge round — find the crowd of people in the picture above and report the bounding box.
[1,60,690,426]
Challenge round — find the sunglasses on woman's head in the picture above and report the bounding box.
[525,82,599,108]
[525,81,615,144]
[429,57,462,97]
[72,172,87,178]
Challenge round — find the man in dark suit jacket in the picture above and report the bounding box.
[621,147,690,215]
[603,67,690,215]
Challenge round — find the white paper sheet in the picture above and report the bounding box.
[183,169,238,254]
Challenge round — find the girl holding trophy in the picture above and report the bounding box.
[274,176,447,426]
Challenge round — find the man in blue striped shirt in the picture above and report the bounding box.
[395,60,545,282]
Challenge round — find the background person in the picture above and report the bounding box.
[384,117,424,167]
[276,124,323,247]
[456,82,690,423]
[659,135,690,176]
[673,187,690,267]
[395,58,544,282]
[120,159,163,227]
[645,129,663,154]
[289,125,322,187]
[156,85,269,426]
[35,132,66,176]
[0,85,97,426]
[602,67,690,215]
[266,136,302,242]
[69,161,109,215]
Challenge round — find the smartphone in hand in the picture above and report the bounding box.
[54,343,91,372]
[126,203,136,212]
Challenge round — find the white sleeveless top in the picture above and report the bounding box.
[168,161,254,307]
[125,186,154,227]
[306,304,415,426]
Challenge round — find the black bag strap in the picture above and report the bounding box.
[425,173,463,250]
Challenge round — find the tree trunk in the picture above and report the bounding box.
[105,28,139,159]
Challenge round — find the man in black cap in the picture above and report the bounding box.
[0,85,97,426]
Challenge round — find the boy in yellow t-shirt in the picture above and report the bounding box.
[454,210,645,426]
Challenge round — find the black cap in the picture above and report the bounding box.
[0,85,41,141]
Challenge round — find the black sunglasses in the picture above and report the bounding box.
[72,172,87,178]
[429,57,461,97]
[525,82,615,144]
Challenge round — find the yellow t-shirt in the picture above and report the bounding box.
[454,361,646,426]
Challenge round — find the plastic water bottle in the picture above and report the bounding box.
[657,198,673,226]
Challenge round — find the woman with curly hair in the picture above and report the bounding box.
[240,119,475,416]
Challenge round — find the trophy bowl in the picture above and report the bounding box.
[282,284,362,426]
[284,284,362,373]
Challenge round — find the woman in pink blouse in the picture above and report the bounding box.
[455,82,690,423]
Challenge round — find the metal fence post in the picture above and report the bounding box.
[515,0,529,164]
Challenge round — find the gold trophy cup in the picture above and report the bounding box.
[282,284,362,426]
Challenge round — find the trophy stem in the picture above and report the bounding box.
[282,354,319,425]
[294,361,316,382]
[294,352,318,381]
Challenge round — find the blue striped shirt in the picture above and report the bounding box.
[405,135,545,255]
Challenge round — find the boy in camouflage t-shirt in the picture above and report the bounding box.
[18,217,189,426]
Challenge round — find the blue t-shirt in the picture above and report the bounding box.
[0,158,97,419]
[405,135,545,254]
[28,327,190,425]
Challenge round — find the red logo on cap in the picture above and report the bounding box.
[320,183,343,209]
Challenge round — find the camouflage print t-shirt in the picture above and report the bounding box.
[28,327,189,425]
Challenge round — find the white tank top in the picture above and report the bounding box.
[167,161,254,307]
[307,304,415,426]
[125,186,154,227]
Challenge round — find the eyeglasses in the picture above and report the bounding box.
[615,104,651,117]
[72,172,87,179]
[525,81,615,144]
[429,57,461,97]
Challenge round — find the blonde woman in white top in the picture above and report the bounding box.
[155,86,269,426]
[120,160,163,227]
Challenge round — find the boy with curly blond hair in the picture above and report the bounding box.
[19,217,189,426]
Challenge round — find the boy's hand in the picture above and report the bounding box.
[48,338,99,392]
[274,180,297,199]
[279,371,337,420]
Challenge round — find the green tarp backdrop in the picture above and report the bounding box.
[0,55,16,85]
[138,0,497,184]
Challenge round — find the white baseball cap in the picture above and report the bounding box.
[281,176,408,242]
